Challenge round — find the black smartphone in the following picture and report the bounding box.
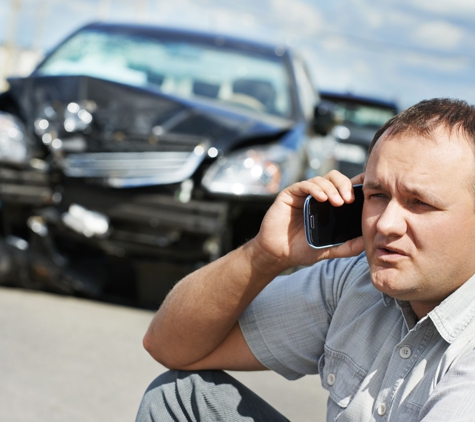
[304,184,364,249]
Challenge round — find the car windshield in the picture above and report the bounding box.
[36,29,292,118]
[331,101,396,128]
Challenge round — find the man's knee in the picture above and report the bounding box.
[136,370,289,422]
[136,370,237,422]
[144,369,233,395]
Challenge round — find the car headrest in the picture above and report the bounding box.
[232,78,276,108]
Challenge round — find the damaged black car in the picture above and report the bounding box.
[0,22,338,305]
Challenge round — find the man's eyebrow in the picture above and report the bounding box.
[362,182,383,191]
[363,181,444,207]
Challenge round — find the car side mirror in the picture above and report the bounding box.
[312,100,340,136]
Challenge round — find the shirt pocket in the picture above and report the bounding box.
[319,347,367,409]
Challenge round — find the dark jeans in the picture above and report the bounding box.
[135,370,290,421]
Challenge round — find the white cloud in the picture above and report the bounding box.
[403,52,470,72]
[353,59,371,75]
[412,20,465,50]
[313,65,357,92]
[386,9,420,28]
[320,36,349,52]
[349,0,385,29]
[146,0,316,44]
[365,9,384,29]
[214,8,259,30]
[269,0,324,35]
[409,0,475,17]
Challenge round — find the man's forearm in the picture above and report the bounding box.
[143,238,285,368]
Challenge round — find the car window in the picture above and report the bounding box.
[329,101,396,129]
[36,29,292,119]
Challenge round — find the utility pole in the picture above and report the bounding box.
[32,0,50,51]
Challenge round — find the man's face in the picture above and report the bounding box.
[362,126,475,316]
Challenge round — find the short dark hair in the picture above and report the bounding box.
[368,98,475,156]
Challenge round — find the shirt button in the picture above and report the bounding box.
[400,346,412,359]
[377,403,387,416]
[327,373,336,386]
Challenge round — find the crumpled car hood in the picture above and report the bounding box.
[8,75,294,187]
[8,75,292,152]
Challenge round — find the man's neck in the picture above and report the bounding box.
[410,301,440,320]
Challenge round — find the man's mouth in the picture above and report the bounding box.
[381,247,398,254]
[376,245,408,259]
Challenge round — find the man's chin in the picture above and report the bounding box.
[370,267,411,299]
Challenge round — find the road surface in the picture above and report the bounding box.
[0,286,329,421]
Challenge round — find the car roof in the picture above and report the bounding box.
[79,22,289,60]
[320,90,398,111]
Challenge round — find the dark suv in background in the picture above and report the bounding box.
[320,91,398,178]
[0,23,339,305]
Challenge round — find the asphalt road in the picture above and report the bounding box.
[0,286,329,421]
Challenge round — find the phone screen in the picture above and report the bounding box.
[304,184,364,249]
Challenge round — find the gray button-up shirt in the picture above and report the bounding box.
[239,253,475,421]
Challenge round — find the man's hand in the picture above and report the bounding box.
[251,170,365,271]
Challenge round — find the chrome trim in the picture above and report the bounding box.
[59,148,208,188]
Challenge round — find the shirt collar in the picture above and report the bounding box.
[381,293,418,330]
[382,293,393,306]
[429,273,475,343]
[380,274,475,341]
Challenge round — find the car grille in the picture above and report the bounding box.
[60,137,209,188]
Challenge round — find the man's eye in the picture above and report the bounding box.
[413,199,433,208]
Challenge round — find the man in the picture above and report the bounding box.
[136,98,475,421]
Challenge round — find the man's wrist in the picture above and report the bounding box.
[241,238,290,281]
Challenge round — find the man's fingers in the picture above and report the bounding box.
[284,179,344,206]
[284,179,333,205]
[322,170,355,203]
[280,170,361,209]
[350,172,365,186]
[309,176,346,205]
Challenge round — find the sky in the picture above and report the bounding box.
[1,0,475,110]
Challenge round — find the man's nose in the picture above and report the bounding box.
[376,199,407,237]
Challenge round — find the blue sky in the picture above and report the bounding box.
[1,0,475,109]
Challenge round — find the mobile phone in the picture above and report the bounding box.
[304,184,363,249]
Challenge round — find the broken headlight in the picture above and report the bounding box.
[0,112,31,165]
[202,145,298,196]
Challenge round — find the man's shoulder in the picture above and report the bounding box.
[307,252,370,284]
[297,252,373,307]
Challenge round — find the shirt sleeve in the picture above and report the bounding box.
[238,254,367,380]
[419,346,475,421]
